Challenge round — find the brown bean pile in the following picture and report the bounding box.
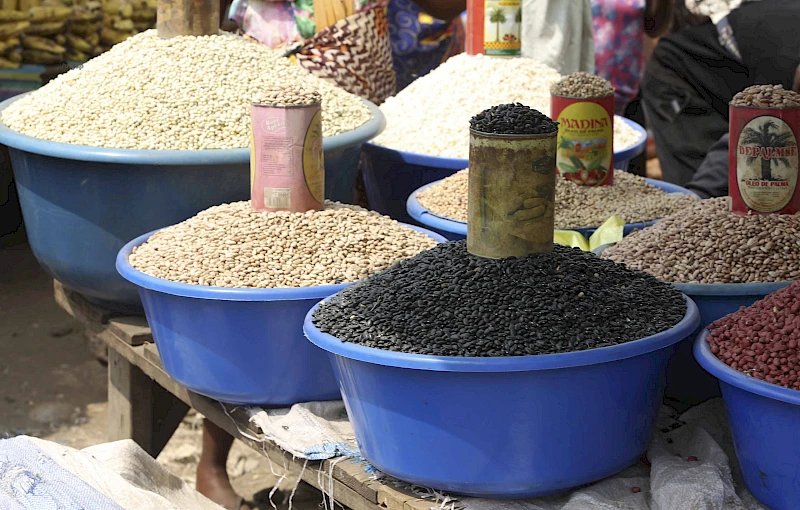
[128,201,439,288]
[254,85,321,106]
[730,84,800,108]
[708,281,800,389]
[550,72,614,99]
[604,198,800,284]
[417,169,696,228]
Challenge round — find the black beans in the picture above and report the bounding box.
[469,103,558,135]
[312,242,686,357]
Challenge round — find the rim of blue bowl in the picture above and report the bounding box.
[303,295,700,372]
[592,245,794,296]
[694,328,800,405]
[406,177,699,237]
[116,223,447,302]
[0,93,385,165]
[365,116,647,169]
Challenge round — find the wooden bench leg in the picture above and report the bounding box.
[108,348,189,457]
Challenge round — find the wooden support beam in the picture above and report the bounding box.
[157,0,220,38]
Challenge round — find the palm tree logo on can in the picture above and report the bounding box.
[734,115,798,213]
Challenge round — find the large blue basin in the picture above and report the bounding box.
[0,93,385,312]
[304,296,699,498]
[695,330,800,510]
[117,225,446,405]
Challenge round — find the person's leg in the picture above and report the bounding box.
[196,419,251,510]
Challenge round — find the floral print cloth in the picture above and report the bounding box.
[590,0,645,112]
[228,0,464,94]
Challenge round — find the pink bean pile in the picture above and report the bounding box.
[707,282,800,390]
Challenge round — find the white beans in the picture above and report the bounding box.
[2,31,370,150]
[374,54,643,157]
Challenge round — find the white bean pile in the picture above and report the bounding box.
[417,169,696,228]
[373,54,642,158]
[604,198,800,284]
[128,202,439,288]
[2,31,370,150]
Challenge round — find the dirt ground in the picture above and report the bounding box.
[0,239,321,509]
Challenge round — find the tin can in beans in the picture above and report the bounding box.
[467,129,557,258]
[729,104,800,214]
[551,94,614,186]
[250,101,324,213]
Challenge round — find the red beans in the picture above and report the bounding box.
[708,282,800,391]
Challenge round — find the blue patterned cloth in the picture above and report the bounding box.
[0,437,121,510]
[387,0,464,91]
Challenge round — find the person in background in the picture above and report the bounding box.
[641,0,800,190]
[590,0,646,115]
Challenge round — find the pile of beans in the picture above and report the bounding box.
[730,84,800,108]
[1,31,370,150]
[707,281,800,390]
[255,86,321,106]
[551,72,614,98]
[128,202,438,288]
[372,54,640,158]
[470,103,558,135]
[312,242,686,357]
[604,198,800,284]
[417,169,696,228]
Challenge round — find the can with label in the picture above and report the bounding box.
[250,101,325,213]
[551,94,614,186]
[466,0,521,57]
[467,129,557,258]
[729,104,800,214]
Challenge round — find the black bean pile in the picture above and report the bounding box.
[469,103,558,135]
[312,242,686,357]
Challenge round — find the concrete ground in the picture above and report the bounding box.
[0,239,321,509]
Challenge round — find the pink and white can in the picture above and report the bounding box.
[250,101,324,213]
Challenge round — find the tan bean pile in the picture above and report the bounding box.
[603,198,800,284]
[254,85,321,106]
[2,30,370,150]
[417,169,696,228]
[551,72,614,98]
[730,84,800,108]
[128,201,438,288]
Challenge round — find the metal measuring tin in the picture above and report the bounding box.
[729,102,800,214]
[551,93,614,186]
[250,101,324,213]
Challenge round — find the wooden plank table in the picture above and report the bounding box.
[54,281,439,510]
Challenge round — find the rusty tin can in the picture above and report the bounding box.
[250,101,324,213]
[551,93,614,186]
[467,129,557,258]
[729,104,800,214]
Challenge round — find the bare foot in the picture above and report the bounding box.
[196,462,251,510]
[196,419,252,510]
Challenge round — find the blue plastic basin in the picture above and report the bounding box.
[304,296,700,498]
[407,177,698,241]
[695,329,800,510]
[363,116,647,224]
[596,244,794,405]
[116,225,446,406]
[0,93,385,312]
